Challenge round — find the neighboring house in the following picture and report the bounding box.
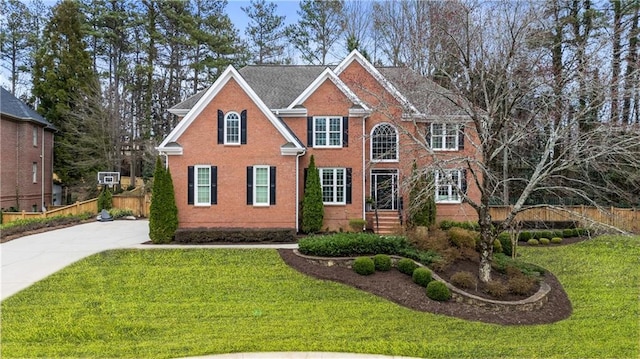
[158,50,480,233]
[1,87,56,211]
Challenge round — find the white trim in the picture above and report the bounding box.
[435,169,463,204]
[313,116,343,148]
[370,122,399,162]
[168,108,190,117]
[224,111,241,145]
[319,167,346,205]
[334,50,420,116]
[273,108,308,117]
[287,68,370,111]
[158,65,304,153]
[430,123,460,151]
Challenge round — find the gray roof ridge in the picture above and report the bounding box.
[0,87,56,129]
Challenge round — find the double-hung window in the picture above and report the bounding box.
[225,112,240,144]
[253,166,269,206]
[33,126,38,147]
[32,162,38,183]
[430,123,461,151]
[319,168,345,204]
[314,116,343,147]
[195,165,211,205]
[435,169,463,203]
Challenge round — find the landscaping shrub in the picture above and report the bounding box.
[175,228,296,243]
[373,254,392,271]
[348,218,367,232]
[497,232,513,257]
[576,228,589,236]
[298,233,408,257]
[301,155,324,234]
[426,281,451,301]
[97,186,113,212]
[353,257,375,275]
[493,239,503,253]
[450,271,477,289]
[553,230,564,238]
[108,208,134,219]
[563,228,575,237]
[412,267,433,287]
[518,231,533,241]
[440,220,480,231]
[551,237,563,244]
[448,227,476,249]
[507,275,536,295]
[527,239,539,246]
[486,280,508,299]
[397,258,419,276]
[492,253,546,277]
[0,213,93,238]
[539,238,550,245]
[534,231,554,240]
[149,157,178,244]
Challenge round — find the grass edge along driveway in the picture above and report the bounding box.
[1,235,639,359]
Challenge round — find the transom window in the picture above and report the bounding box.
[371,123,398,161]
[319,168,345,204]
[435,169,462,203]
[195,165,211,205]
[225,112,240,144]
[314,116,342,147]
[431,123,460,150]
[253,166,269,206]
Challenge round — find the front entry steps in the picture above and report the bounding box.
[367,211,403,235]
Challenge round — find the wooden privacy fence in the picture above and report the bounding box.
[1,194,151,224]
[489,206,640,233]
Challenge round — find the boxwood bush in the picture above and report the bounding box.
[373,254,392,271]
[426,281,451,301]
[492,253,545,277]
[353,257,375,275]
[298,233,407,257]
[412,267,433,287]
[397,258,419,276]
[175,228,296,243]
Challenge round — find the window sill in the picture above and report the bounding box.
[323,203,347,206]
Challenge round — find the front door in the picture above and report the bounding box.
[371,169,398,210]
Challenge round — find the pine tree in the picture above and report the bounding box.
[286,0,344,65]
[32,0,99,185]
[302,155,324,233]
[149,157,178,243]
[242,0,289,64]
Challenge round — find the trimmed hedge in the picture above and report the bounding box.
[492,253,545,277]
[174,228,296,243]
[298,233,408,257]
[373,254,392,271]
[412,267,433,287]
[353,257,375,275]
[426,281,451,301]
[397,258,419,275]
[0,213,94,239]
[439,220,480,231]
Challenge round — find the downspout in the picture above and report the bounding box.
[295,149,306,233]
[362,114,370,220]
[41,126,45,212]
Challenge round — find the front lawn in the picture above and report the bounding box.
[1,236,639,358]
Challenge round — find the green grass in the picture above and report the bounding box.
[2,236,639,358]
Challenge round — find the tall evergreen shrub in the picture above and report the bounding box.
[408,162,436,227]
[97,186,113,212]
[149,157,178,243]
[302,155,324,233]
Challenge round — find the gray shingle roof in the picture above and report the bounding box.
[239,65,326,109]
[378,67,470,117]
[0,87,56,129]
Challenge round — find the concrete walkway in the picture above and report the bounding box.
[1,220,421,359]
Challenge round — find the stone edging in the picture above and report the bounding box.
[292,250,551,312]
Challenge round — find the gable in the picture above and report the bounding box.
[158,65,305,156]
[287,68,369,113]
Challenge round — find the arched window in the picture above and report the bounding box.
[371,123,398,161]
[224,112,240,144]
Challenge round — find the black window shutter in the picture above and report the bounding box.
[270,166,276,205]
[458,124,465,150]
[307,116,313,147]
[425,122,432,148]
[187,166,194,205]
[303,168,308,187]
[217,110,224,144]
[211,166,217,204]
[241,110,247,144]
[246,166,253,205]
[461,169,468,194]
[343,116,349,147]
[346,168,352,204]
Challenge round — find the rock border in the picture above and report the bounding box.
[293,250,551,313]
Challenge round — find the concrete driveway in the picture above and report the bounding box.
[1,219,149,301]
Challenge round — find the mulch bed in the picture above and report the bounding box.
[278,249,573,326]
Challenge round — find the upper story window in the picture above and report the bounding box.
[33,126,38,147]
[371,123,398,161]
[32,162,38,183]
[430,123,464,151]
[225,112,240,145]
[314,116,343,147]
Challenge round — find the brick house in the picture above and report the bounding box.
[158,51,480,233]
[1,87,56,211]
